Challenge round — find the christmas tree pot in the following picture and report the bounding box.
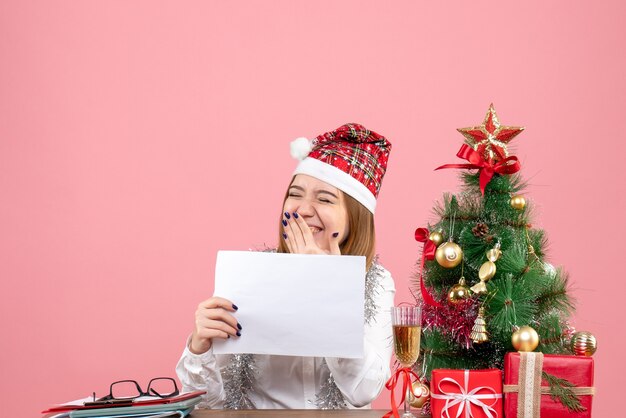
[431,369,503,418]
[503,352,594,418]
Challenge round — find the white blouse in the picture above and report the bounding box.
[176,266,395,409]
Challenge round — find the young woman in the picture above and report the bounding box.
[176,123,395,409]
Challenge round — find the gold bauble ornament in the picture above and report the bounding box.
[510,195,526,210]
[409,380,430,409]
[571,331,597,356]
[448,277,471,304]
[435,241,463,268]
[511,326,539,352]
[429,230,444,247]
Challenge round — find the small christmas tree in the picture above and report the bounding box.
[414,104,575,378]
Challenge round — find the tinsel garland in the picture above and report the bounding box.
[314,362,347,410]
[222,354,257,409]
[364,255,384,325]
[223,256,385,409]
[422,297,477,349]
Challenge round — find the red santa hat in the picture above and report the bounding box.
[290,123,392,213]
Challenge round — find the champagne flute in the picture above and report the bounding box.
[391,305,422,418]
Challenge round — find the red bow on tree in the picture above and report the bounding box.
[435,144,521,194]
[414,228,442,308]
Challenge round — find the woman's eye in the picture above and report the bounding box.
[288,193,301,198]
[319,198,332,203]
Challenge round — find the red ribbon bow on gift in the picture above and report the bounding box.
[435,144,521,195]
[414,228,443,308]
[384,367,422,418]
[431,370,502,418]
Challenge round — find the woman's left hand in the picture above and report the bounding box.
[283,212,341,255]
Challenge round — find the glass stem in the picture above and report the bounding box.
[404,385,410,414]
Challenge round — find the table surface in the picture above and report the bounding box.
[189,410,429,417]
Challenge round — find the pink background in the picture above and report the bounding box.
[1,1,623,416]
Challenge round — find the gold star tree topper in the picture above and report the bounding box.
[457,104,524,162]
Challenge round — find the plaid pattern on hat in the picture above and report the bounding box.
[293,123,391,213]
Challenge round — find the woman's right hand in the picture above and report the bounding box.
[189,296,241,354]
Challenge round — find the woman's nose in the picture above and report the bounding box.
[294,199,314,216]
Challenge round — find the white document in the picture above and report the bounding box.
[212,251,366,358]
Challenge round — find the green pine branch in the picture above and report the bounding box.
[497,242,528,276]
[487,274,537,341]
[527,228,548,259]
[535,312,569,353]
[542,371,587,412]
[461,172,527,196]
[535,270,575,317]
[433,193,482,221]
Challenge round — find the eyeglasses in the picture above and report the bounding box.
[97,377,179,401]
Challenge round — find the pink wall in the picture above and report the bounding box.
[1,2,622,416]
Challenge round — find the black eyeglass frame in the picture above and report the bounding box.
[98,377,179,401]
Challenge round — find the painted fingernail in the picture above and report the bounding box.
[293,212,299,219]
[284,212,291,219]
[232,304,239,310]
[333,232,339,238]
[282,219,288,226]
[283,233,288,239]
[236,331,241,337]
[237,323,242,330]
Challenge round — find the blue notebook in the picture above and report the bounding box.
[69,398,201,418]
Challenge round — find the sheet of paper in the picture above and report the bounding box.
[212,251,365,358]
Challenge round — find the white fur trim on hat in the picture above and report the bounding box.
[290,137,313,161]
[293,157,377,213]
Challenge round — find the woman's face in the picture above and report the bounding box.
[282,174,350,253]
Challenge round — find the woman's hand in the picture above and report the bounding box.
[189,296,241,354]
[283,212,341,255]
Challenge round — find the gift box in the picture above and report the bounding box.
[431,369,503,418]
[503,352,594,418]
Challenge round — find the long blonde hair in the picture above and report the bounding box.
[276,177,376,269]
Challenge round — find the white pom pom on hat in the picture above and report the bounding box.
[290,137,313,160]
